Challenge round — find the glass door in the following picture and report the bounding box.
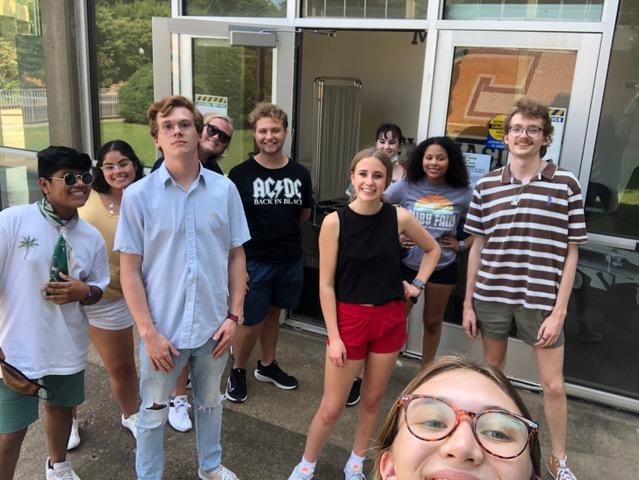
[415,29,604,397]
[151,17,295,170]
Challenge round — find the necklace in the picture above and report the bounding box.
[108,202,117,215]
[510,161,545,207]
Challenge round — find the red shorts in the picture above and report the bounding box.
[336,300,407,360]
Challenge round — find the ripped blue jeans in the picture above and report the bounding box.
[136,337,227,480]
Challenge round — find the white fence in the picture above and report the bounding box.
[0,88,120,123]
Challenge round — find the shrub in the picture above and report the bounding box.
[119,64,153,124]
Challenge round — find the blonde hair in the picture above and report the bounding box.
[203,113,234,133]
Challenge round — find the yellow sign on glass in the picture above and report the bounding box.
[486,114,506,150]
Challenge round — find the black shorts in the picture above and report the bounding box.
[400,261,458,286]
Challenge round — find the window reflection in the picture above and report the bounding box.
[93,0,170,166]
[585,0,639,239]
[444,0,603,21]
[303,0,428,18]
[445,47,576,169]
[0,0,49,151]
[184,0,286,17]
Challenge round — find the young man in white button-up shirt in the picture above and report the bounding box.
[116,96,250,480]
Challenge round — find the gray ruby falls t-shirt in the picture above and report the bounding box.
[385,178,473,271]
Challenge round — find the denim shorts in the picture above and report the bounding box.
[244,257,304,326]
[0,370,85,433]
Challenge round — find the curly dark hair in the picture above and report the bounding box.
[405,136,469,188]
[92,140,145,194]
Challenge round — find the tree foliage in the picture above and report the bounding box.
[95,0,170,87]
[119,63,153,124]
[193,43,272,129]
[0,38,19,89]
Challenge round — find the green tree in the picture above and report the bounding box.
[0,38,19,89]
[95,0,170,87]
[119,63,153,124]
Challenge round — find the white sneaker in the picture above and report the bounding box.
[45,457,81,480]
[66,419,80,451]
[168,395,192,432]
[198,464,238,480]
[121,412,138,439]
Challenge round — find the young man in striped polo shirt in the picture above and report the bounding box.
[463,98,587,480]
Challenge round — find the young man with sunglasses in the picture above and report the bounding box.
[116,95,249,480]
[225,103,312,403]
[0,146,109,480]
[151,112,234,175]
[463,98,587,480]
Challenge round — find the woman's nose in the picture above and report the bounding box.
[438,419,485,466]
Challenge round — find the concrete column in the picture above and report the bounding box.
[40,0,83,149]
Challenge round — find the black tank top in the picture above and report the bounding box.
[335,202,404,305]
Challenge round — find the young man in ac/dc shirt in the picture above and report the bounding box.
[225,103,313,404]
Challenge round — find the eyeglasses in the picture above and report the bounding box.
[508,126,544,137]
[0,358,55,401]
[49,172,94,186]
[206,124,231,144]
[159,120,195,134]
[399,394,538,459]
[101,159,132,173]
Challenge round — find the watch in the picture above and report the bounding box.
[411,278,426,290]
[226,312,244,325]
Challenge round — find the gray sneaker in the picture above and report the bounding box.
[198,465,238,480]
[344,464,366,480]
[288,465,314,480]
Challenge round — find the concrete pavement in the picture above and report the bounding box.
[14,327,639,479]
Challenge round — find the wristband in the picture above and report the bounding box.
[84,285,93,300]
[227,312,244,325]
[458,239,466,252]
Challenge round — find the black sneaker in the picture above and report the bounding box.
[346,377,362,407]
[254,360,298,390]
[225,368,247,403]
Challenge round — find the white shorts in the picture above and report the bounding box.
[84,297,134,331]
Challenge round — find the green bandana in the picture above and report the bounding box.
[37,197,78,283]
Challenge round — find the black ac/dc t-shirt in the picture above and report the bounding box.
[228,155,313,263]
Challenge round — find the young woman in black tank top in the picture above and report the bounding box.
[288,148,440,480]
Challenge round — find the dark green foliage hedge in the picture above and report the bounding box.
[119,64,153,124]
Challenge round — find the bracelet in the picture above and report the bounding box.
[458,239,466,252]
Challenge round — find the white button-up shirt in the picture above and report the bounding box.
[115,164,250,349]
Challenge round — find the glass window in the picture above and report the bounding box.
[0,0,49,152]
[584,0,639,239]
[445,46,577,169]
[444,0,603,21]
[192,38,273,172]
[93,0,170,166]
[303,0,428,18]
[184,1,286,17]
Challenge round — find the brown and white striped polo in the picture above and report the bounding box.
[464,161,587,311]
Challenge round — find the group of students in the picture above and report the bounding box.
[0,94,585,480]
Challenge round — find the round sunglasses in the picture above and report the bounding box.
[49,172,94,186]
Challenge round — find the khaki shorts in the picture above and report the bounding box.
[0,370,85,433]
[474,299,564,348]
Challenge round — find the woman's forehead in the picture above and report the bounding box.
[413,369,521,414]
